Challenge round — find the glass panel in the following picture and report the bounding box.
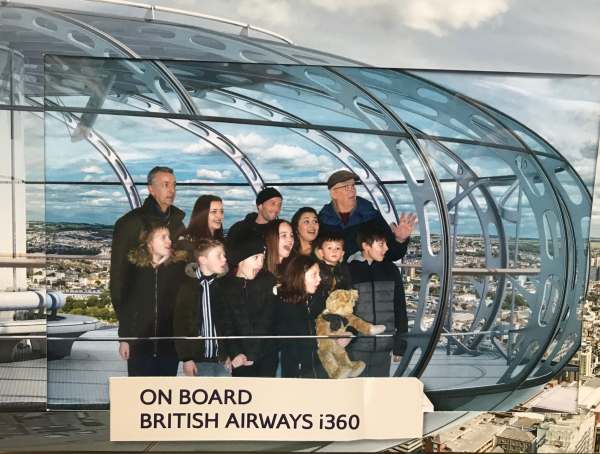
[0,47,10,105]
[0,109,47,409]
[326,131,406,182]
[339,67,523,147]
[45,55,191,114]
[204,121,340,184]
[37,61,599,412]
[66,12,299,63]
[45,184,131,227]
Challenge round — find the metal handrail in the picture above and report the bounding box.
[76,0,295,44]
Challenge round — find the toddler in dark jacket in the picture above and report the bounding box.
[347,221,409,377]
[311,230,352,319]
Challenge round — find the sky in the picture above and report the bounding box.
[162,0,600,74]
[13,0,600,235]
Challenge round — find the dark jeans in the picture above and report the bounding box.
[127,353,179,377]
[195,361,231,377]
[348,350,391,377]
[281,348,327,379]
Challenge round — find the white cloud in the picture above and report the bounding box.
[222,188,254,201]
[228,132,269,149]
[81,189,105,197]
[232,0,293,27]
[81,165,104,174]
[401,0,510,36]
[252,144,334,169]
[196,169,230,180]
[84,198,113,207]
[183,141,216,155]
[308,0,509,36]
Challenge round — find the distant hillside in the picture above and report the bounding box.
[27,222,113,255]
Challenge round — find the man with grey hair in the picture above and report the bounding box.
[319,169,417,260]
[110,166,186,354]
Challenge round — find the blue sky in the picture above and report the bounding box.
[36,68,599,242]
[24,0,600,238]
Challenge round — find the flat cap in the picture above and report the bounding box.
[327,170,358,189]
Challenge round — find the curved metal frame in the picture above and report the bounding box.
[392,70,580,391]
[195,86,399,224]
[0,2,592,400]
[324,67,453,378]
[416,134,508,351]
[27,97,141,207]
[475,102,589,385]
[49,10,266,196]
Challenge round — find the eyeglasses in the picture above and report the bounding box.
[333,183,356,192]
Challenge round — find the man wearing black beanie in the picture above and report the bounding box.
[226,187,282,246]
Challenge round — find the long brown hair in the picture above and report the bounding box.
[291,206,319,255]
[279,255,319,305]
[185,194,224,243]
[264,219,293,277]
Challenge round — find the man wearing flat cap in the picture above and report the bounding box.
[319,169,417,261]
[227,186,282,245]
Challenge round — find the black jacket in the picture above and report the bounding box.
[276,296,326,379]
[226,212,270,243]
[310,261,353,319]
[173,263,225,363]
[116,246,186,356]
[348,254,408,355]
[110,196,186,319]
[214,270,278,362]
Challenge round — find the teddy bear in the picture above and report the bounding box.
[316,289,386,379]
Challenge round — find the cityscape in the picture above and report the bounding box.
[27,222,600,452]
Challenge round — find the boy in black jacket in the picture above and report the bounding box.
[174,239,230,376]
[347,222,410,377]
[311,231,353,318]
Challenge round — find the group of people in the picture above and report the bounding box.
[109,166,417,379]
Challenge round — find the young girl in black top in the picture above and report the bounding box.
[117,223,186,376]
[276,255,327,378]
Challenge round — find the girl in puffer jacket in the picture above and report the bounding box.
[116,222,186,376]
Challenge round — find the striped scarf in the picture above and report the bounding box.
[196,268,217,359]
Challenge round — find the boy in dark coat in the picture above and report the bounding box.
[310,230,352,319]
[173,239,230,377]
[347,222,409,377]
[215,234,279,377]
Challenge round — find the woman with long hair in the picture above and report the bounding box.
[276,254,327,378]
[184,194,224,243]
[116,223,186,376]
[263,219,294,279]
[291,207,319,256]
